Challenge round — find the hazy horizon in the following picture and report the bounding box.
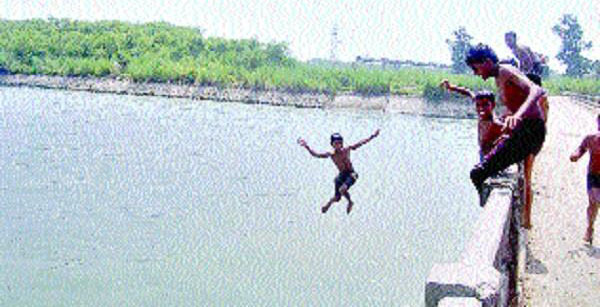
[1,0,598,73]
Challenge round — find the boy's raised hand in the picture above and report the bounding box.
[297,138,307,147]
[440,79,450,90]
[372,129,380,138]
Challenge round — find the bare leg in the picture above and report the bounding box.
[338,184,354,214]
[522,154,535,229]
[322,195,340,213]
[584,196,598,244]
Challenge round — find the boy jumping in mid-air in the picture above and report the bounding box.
[465,44,548,228]
[440,80,504,160]
[298,129,380,214]
[569,114,600,245]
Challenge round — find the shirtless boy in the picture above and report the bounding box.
[298,129,380,214]
[505,31,545,85]
[440,80,504,159]
[465,44,547,224]
[569,115,600,244]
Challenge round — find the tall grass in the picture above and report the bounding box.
[543,75,600,96]
[0,18,597,98]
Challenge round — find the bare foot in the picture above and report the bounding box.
[478,184,492,207]
[346,202,354,214]
[584,228,594,245]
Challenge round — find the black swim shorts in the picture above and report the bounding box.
[334,171,358,197]
[587,173,600,190]
[471,118,546,187]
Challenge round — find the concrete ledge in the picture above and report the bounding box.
[515,228,528,307]
[426,263,500,306]
[439,297,481,306]
[461,188,512,267]
[425,166,520,306]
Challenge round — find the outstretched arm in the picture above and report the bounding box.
[570,136,589,162]
[349,129,380,150]
[440,79,474,99]
[298,138,331,158]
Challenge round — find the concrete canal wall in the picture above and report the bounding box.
[425,165,525,306]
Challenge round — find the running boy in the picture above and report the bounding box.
[298,129,380,214]
[440,80,504,159]
[569,115,600,244]
[465,44,548,222]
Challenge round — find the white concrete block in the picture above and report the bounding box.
[439,297,481,307]
[425,263,500,306]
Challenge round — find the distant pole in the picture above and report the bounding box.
[330,24,341,63]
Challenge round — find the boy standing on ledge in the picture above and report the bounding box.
[505,31,545,85]
[569,115,600,245]
[298,129,380,214]
[465,44,547,229]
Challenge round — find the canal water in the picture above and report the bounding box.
[1,86,481,306]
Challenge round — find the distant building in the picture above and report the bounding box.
[305,56,450,71]
[306,58,351,68]
[354,56,450,70]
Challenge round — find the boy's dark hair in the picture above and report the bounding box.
[465,44,499,66]
[331,133,343,145]
[475,91,495,103]
[505,31,517,39]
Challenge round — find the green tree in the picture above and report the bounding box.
[446,27,473,74]
[552,14,592,77]
[593,60,600,77]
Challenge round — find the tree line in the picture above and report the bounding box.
[0,18,292,84]
[447,14,599,78]
[0,17,597,98]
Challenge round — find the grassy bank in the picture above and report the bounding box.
[0,18,597,99]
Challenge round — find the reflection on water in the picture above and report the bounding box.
[1,87,480,306]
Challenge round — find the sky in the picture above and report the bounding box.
[1,0,598,72]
